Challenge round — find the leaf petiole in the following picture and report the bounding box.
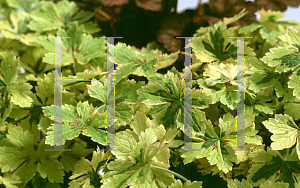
[150,164,188,182]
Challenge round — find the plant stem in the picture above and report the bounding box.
[66,64,76,76]
[169,149,180,156]
[192,137,203,142]
[285,148,289,160]
[150,165,188,182]
[257,40,266,58]
[72,61,76,76]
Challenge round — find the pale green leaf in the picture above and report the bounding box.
[0,51,20,86]
[262,114,300,158]
[285,27,300,49]
[223,8,247,26]
[69,147,110,188]
[42,101,107,146]
[259,27,282,45]
[284,102,300,120]
[130,111,152,135]
[238,23,263,34]
[0,124,64,184]
[192,22,237,63]
[248,147,300,188]
[261,47,299,73]
[288,67,300,100]
[227,178,253,188]
[169,179,203,188]
[0,172,21,188]
[8,81,33,107]
[102,124,178,187]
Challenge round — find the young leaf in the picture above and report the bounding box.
[137,70,212,129]
[0,11,37,45]
[223,8,248,26]
[192,22,237,63]
[259,27,282,45]
[227,178,289,188]
[129,111,152,136]
[169,179,203,188]
[259,180,289,188]
[102,122,180,187]
[42,101,107,146]
[68,146,112,188]
[114,43,178,84]
[28,0,98,33]
[87,79,143,126]
[227,178,253,188]
[197,82,238,110]
[239,9,297,45]
[37,22,106,65]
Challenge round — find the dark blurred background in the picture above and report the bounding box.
[67,0,300,72]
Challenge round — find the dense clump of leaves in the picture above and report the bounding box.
[1,0,300,187]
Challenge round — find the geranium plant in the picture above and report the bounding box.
[0,0,300,187]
